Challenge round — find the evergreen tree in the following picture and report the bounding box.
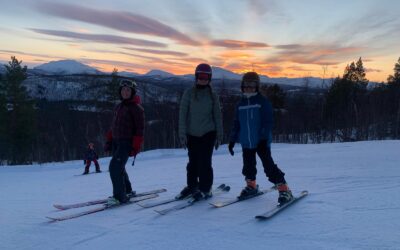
[106,68,120,102]
[0,71,7,163]
[387,57,400,85]
[324,58,370,141]
[260,84,286,109]
[3,56,37,164]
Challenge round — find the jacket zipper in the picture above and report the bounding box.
[246,98,252,148]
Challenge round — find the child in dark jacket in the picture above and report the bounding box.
[229,72,293,204]
[83,143,101,174]
[104,79,144,206]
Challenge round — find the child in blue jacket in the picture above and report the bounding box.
[229,72,293,204]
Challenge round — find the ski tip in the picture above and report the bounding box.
[53,205,65,210]
[46,216,59,222]
[154,210,166,215]
[300,190,309,196]
[209,202,223,208]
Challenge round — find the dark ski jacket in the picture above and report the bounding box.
[84,148,98,161]
[229,93,273,149]
[111,99,144,140]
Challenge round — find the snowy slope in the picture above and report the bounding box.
[1,141,399,250]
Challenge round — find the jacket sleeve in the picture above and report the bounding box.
[178,89,191,138]
[229,103,240,143]
[260,97,273,142]
[132,104,145,136]
[212,93,223,141]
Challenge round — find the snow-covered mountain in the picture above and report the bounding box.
[118,71,140,78]
[33,60,101,75]
[211,66,243,80]
[144,69,174,78]
[32,59,332,88]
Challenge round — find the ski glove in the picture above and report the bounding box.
[104,130,113,153]
[228,142,235,156]
[130,136,144,157]
[180,136,187,150]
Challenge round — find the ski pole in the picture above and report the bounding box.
[132,156,136,166]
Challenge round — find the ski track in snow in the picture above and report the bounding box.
[1,141,400,250]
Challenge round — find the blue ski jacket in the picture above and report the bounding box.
[229,93,273,149]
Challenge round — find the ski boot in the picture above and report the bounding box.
[107,194,131,207]
[276,183,293,205]
[96,170,102,173]
[238,179,259,199]
[192,189,212,201]
[175,186,196,200]
[106,197,121,207]
[82,171,89,175]
[127,190,137,198]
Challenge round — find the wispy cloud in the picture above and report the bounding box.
[268,44,366,65]
[365,68,382,73]
[35,1,199,46]
[29,28,166,47]
[210,39,269,49]
[0,49,62,60]
[123,47,188,57]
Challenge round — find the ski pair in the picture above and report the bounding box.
[209,186,277,208]
[47,194,158,222]
[53,188,166,210]
[255,190,308,220]
[211,187,309,219]
[154,184,230,215]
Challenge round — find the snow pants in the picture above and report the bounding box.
[242,140,286,184]
[186,131,216,193]
[109,139,133,202]
[84,159,100,172]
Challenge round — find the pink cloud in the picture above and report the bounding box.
[30,28,166,47]
[35,2,199,46]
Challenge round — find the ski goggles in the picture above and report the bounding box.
[242,81,258,88]
[119,79,137,88]
[197,73,211,81]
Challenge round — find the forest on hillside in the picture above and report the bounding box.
[1,56,400,164]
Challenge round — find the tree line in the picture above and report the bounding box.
[0,56,399,165]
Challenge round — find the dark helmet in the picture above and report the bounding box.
[195,63,212,82]
[119,79,137,99]
[241,71,260,92]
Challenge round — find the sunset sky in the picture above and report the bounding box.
[1,0,399,82]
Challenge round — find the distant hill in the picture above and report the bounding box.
[33,60,101,75]
[31,59,338,88]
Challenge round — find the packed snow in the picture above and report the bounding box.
[1,140,399,250]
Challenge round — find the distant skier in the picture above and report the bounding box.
[104,79,144,206]
[83,142,101,174]
[176,63,223,201]
[228,72,293,205]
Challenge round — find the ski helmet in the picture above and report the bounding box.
[195,63,212,82]
[241,72,260,92]
[119,79,137,99]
